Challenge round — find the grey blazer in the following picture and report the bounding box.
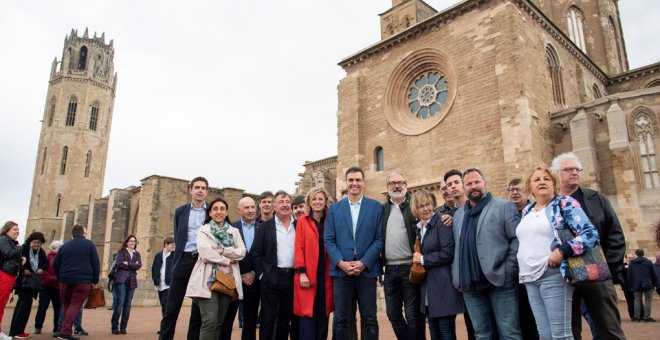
[451,196,520,289]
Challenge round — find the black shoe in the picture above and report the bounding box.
[111,330,120,335]
[74,329,88,336]
[120,330,126,334]
[35,328,42,334]
[644,317,656,322]
[57,335,80,340]
[51,333,60,338]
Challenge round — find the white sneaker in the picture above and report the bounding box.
[0,332,12,340]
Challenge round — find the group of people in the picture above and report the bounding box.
[0,223,100,340]
[2,150,659,340]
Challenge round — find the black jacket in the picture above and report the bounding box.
[251,217,295,288]
[381,193,417,267]
[627,256,657,292]
[231,219,260,276]
[16,245,48,289]
[151,250,174,286]
[579,187,626,275]
[0,235,22,276]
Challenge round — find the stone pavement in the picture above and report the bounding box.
[2,300,658,339]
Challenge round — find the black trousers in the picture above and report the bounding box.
[159,253,202,340]
[572,280,625,340]
[219,280,260,340]
[259,270,295,340]
[34,285,62,332]
[157,288,169,317]
[9,288,36,336]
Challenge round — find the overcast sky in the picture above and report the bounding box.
[1,0,658,239]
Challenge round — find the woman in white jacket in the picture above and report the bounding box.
[186,197,246,340]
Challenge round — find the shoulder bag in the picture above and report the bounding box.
[409,236,426,285]
[211,267,238,300]
[22,272,42,290]
[558,207,611,284]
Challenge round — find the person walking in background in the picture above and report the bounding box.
[294,187,334,340]
[110,234,142,334]
[186,197,246,340]
[9,231,48,339]
[621,253,637,321]
[34,240,64,335]
[627,249,657,322]
[152,237,175,318]
[53,224,100,340]
[0,221,23,340]
[412,190,464,340]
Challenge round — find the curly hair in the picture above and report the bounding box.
[26,231,46,244]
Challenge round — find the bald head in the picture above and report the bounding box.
[238,197,257,224]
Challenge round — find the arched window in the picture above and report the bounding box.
[546,45,565,106]
[41,147,47,175]
[84,150,92,177]
[78,46,88,70]
[66,96,77,126]
[608,17,623,72]
[47,97,56,127]
[60,146,68,175]
[374,147,384,172]
[567,7,586,53]
[89,102,99,131]
[55,194,62,217]
[635,113,659,188]
[592,84,602,99]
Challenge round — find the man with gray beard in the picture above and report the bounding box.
[381,171,424,339]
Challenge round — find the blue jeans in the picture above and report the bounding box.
[111,281,135,331]
[525,267,574,340]
[428,314,456,340]
[383,264,424,340]
[462,274,522,340]
[332,276,378,339]
[57,305,82,331]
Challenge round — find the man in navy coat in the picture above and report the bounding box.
[325,166,383,339]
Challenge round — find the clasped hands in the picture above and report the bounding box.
[339,260,365,276]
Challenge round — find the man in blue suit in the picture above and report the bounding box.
[325,167,383,339]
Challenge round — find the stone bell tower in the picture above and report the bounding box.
[27,28,117,242]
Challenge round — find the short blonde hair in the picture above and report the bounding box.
[523,165,559,197]
[306,186,330,212]
[0,221,18,235]
[410,190,436,218]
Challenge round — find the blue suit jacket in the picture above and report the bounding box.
[324,196,383,278]
[172,203,191,269]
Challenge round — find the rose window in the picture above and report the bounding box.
[408,71,448,119]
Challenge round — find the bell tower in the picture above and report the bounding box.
[27,28,118,241]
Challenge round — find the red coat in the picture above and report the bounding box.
[293,214,334,317]
[42,251,59,288]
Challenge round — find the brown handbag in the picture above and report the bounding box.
[210,268,238,300]
[409,237,426,285]
[84,286,106,309]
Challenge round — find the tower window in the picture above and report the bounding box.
[78,46,88,70]
[66,96,77,126]
[635,114,659,188]
[84,150,92,177]
[592,84,602,99]
[375,147,384,172]
[567,7,586,53]
[41,147,47,175]
[47,98,56,127]
[546,45,565,106]
[60,146,68,175]
[89,103,99,131]
[608,16,623,72]
[56,194,62,217]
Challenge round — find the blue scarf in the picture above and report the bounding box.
[459,192,492,291]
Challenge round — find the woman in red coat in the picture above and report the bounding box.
[294,186,334,340]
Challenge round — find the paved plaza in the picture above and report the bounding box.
[2,299,658,339]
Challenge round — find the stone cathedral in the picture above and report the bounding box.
[301,0,660,251]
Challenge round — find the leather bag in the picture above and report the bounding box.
[558,207,611,284]
[409,236,426,285]
[21,272,42,290]
[210,268,238,300]
[84,286,106,309]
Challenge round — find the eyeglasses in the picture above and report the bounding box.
[507,188,521,193]
[561,167,583,173]
[387,181,407,186]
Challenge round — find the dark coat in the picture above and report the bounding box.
[0,235,22,276]
[627,256,657,292]
[151,250,173,286]
[381,193,417,267]
[231,219,260,275]
[172,203,192,269]
[578,187,626,275]
[53,235,100,285]
[16,245,48,291]
[420,213,464,317]
[252,217,296,288]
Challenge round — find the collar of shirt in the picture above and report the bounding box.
[190,202,207,211]
[275,215,293,231]
[348,196,363,206]
[241,219,256,229]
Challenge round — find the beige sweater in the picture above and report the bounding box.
[185,223,246,299]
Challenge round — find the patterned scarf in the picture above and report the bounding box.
[207,220,234,288]
[29,248,39,272]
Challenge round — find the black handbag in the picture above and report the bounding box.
[21,272,42,290]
